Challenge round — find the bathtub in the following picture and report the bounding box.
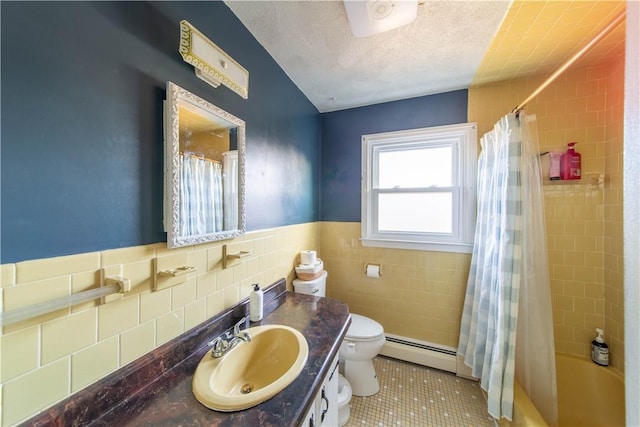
[502,353,625,427]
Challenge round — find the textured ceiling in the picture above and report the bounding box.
[226,0,511,112]
[226,0,626,113]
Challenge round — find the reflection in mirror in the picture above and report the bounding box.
[164,81,245,248]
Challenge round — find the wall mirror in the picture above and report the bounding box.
[164,81,245,248]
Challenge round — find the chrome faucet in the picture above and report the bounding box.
[209,317,252,358]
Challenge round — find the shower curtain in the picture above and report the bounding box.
[458,112,558,425]
[222,150,239,231]
[179,154,223,236]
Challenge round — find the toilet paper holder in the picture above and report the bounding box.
[365,263,382,278]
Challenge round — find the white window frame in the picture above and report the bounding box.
[361,122,477,253]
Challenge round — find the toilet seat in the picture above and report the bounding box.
[345,314,384,342]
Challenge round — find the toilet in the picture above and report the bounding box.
[338,313,385,396]
[292,271,386,398]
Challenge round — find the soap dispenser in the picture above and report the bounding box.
[560,142,581,180]
[591,328,609,366]
[249,283,263,322]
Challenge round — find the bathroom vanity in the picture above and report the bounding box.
[23,279,350,426]
[302,353,340,427]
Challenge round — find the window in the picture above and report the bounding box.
[361,123,477,253]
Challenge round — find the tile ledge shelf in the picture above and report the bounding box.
[543,173,604,189]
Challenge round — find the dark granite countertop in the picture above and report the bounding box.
[24,279,350,427]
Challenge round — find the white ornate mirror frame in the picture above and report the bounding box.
[164,81,246,248]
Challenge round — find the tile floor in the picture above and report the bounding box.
[345,356,495,427]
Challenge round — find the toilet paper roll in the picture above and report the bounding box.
[366,264,381,278]
[300,250,317,266]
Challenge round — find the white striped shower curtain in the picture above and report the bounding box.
[222,150,239,231]
[179,154,223,237]
[458,112,557,425]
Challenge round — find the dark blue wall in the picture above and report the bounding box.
[1,2,468,263]
[319,90,468,221]
[1,1,320,263]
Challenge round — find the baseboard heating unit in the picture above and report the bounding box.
[380,334,458,374]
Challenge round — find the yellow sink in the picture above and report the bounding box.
[192,324,308,411]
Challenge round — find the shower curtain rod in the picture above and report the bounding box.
[512,10,626,114]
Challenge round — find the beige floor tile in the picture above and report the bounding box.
[346,356,494,427]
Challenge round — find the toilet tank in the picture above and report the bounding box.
[292,270,327,297]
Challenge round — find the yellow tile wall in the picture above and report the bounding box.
[603,52,625,371]
[0,222,318,425]
[319,222,471,349]
[469,53,625,371]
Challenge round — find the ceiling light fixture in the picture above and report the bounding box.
[343,0,418,38]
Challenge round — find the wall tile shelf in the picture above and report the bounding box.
[542,173,604,189]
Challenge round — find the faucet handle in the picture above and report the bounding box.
[233,316,248,335]
[209,337,229,358]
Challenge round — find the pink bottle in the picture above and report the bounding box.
[560,142,581,180]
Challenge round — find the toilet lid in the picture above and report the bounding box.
[346,314,384,340]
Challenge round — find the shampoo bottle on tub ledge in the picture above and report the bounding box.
[591,328,609,366]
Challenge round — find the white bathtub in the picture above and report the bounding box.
[502,353,625,427]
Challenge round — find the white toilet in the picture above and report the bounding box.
[338,313,385,396]
[292,271,386,397]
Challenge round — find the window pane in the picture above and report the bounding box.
[378,146,452,188]
[378,193,452,233]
